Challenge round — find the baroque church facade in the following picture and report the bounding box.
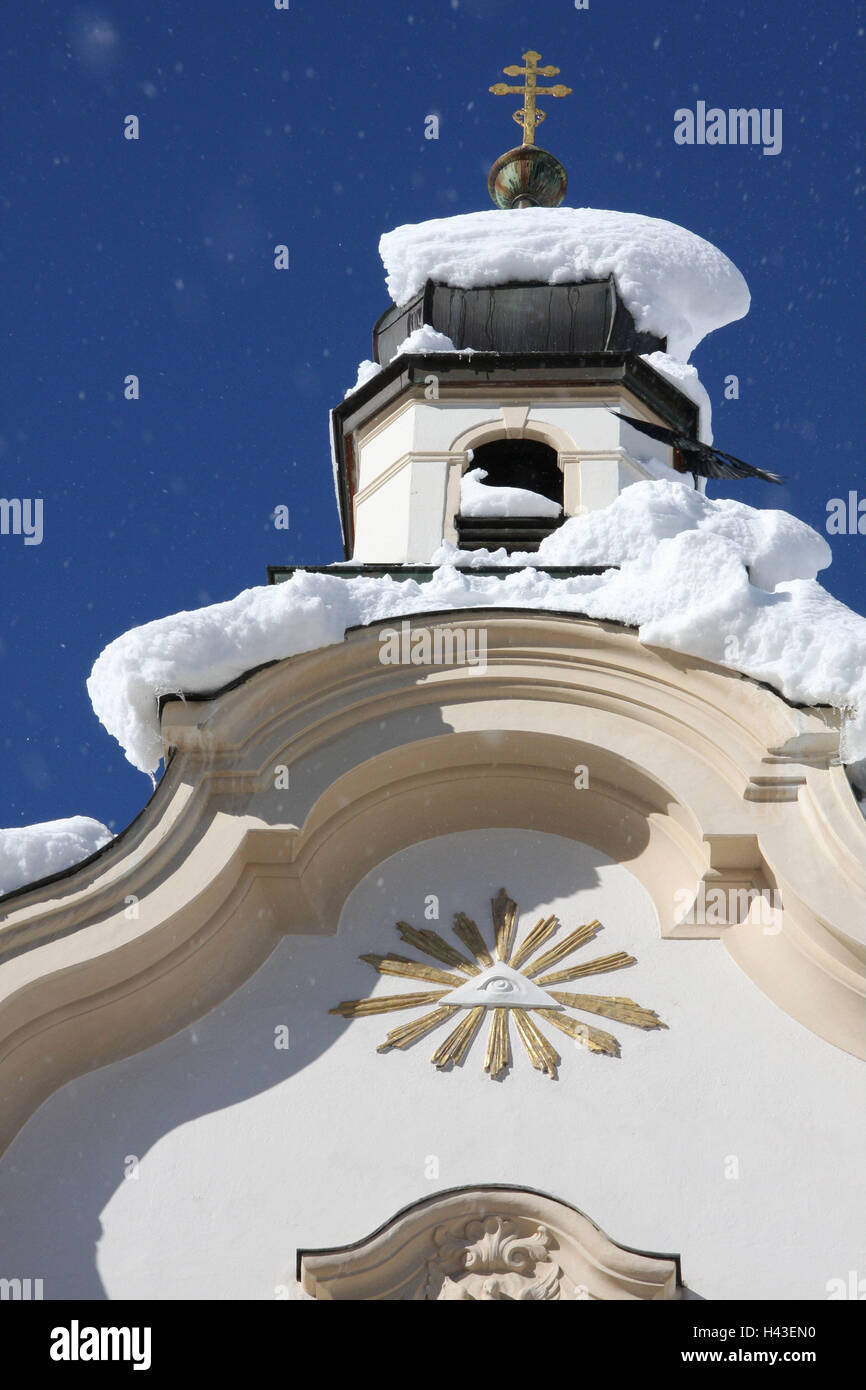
[0,56,863,1302]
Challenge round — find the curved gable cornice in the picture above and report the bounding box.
[0,614,862,1153]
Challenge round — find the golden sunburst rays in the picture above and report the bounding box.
[330,888,667,1079]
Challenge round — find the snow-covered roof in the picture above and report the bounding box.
[0,817,112,897]
[86,482,866,777]
[379,207,750,362]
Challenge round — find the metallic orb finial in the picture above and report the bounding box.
[487,145,568,209]
[488,48,571,208]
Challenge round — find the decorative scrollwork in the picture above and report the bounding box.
[421,1217,564,1300]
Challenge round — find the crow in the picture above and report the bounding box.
[612,412,784,485]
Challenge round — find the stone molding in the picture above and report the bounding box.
[298,1186,682,1300]
[0,615,862,1154]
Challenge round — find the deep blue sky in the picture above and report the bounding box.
[1,0,863,834]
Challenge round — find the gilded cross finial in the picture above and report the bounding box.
[489,49,572,147]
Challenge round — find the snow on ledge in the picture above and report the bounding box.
[640,351,713,444]
[344,325,462,399]
[379,207,750,361]
[393,325,457,355]
[343,358,382,398]
[460,468,562,519]
[0,816,113,897]
[86,483,866,777]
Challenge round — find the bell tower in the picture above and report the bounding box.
[329,49,708,565]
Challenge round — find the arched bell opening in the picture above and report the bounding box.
[456,437,565,553]
[469,438,563,503]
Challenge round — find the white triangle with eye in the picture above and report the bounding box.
[440,961,563,1009]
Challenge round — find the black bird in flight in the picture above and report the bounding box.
[612,412,784,485]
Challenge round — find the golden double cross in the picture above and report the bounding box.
[489,49,572,146]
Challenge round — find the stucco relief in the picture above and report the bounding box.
[299,1187,683,1301]
[419,1218,566,1300]
[330,886,666,1078]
